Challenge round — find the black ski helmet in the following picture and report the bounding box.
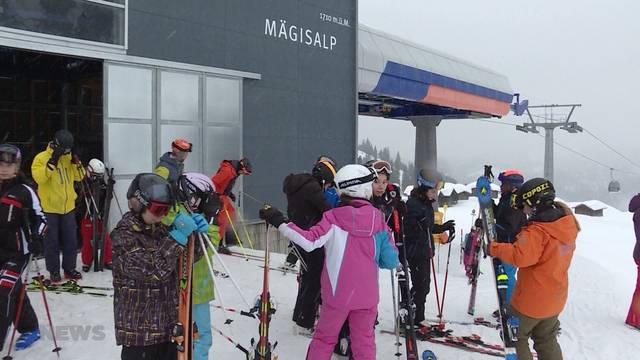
[127,173,174,212]
[312,159,337,184]
[514,178,555,209]
[53,129,74,150]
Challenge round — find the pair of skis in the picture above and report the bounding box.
[475,165,519,360]
[391,208,419,360]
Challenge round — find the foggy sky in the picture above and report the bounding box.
[357,0,640,209]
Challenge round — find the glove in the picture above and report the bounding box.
[48,146,65,167]
[169,213,197,245]
[433,220,455,234]
[191,213,209,233]
[28,236,44,256]
[228,192,236,202]
[258,205,286,228]
[71,153,81,165]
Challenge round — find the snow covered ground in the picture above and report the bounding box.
[10,196,640,359]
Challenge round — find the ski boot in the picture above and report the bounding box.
[15,329,40,350]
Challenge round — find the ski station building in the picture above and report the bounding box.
[0,1,521,222]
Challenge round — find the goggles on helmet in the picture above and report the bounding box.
[0,144,21,164]
[147,201,170,217]
[368,160,392,175]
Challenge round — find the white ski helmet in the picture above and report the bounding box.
[334,164,377,200]
[88,158,105,175]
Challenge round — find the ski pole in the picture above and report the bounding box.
[21,210,62,356]
[3,255,32,360]
[439,231,455,319]
[202,233,253,310]
[224,208,250,260]
[289,244,308,272]
[211,324,250,356]
[210,304,256,319]
[390,269,401,358]
[32,259,62,357]
[430,257,442,323]
[234,205,255,250]
[197,234,233,326]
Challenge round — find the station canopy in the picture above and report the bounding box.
[358,24,514,119]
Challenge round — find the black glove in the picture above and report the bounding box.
[28,236,44,256]
[433,220,455,234]
[48,146,65,167]
[259,205,286,228]
[228,192,236,202]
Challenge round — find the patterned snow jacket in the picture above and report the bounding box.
[111,212,183,347]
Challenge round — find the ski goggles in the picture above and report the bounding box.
[0,144,21,164]
[417,176,444,191]
[368,160,392,175]
[147,201,170,217]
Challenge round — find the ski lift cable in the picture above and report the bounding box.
[580,127,640,170]
[473,119,640,176]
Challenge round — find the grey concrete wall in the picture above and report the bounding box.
[127,0,357,217]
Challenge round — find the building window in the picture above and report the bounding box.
[0,0,126,46]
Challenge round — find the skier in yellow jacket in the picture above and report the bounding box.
[31,130,86,283]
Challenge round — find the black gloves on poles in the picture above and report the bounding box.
[48,146,65,167]
[433,219,456,234]
[259,205,286,228]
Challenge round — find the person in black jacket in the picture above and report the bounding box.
[281,158,337,336]
[0,144,46,351]
[494,169,527,304]
[403,169,455,325]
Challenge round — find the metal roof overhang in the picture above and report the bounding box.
[358,24,513,119]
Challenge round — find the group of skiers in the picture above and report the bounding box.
[257,157,585,360]
[1,129,636,360]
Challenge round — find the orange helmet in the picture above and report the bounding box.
[172,139,192,152]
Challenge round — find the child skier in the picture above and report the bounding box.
[489,178,579,360]
[174,172,222,360]
[260,164,399,360]
[0,144,46,351]
[111,173,205,360]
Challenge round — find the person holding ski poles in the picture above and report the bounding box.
[0,144,46,352]
[280,157,337,337]
[172,172,222,360]
[260,164,399,360]
[403,169,455,326]
[31,129,85,282]
[492,170,527,307]
[211,157,252,253]
[80,158,114,272]
[111,173,205,360]
[489,178,579,360]
[627,193,640,329]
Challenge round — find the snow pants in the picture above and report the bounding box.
[80,218,113,267]
[43,211,78,273]
[503,262,517,303]
[192,302,212,360]
[306,303,377,360]
[511,307,562,360]
[408,254,431,324]
[121,341,177,360]
[292,248,323,329]
[626,259,640,328]
[0,258,38,351]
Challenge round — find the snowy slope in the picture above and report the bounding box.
[10,197,640,359]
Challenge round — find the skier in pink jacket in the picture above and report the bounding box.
[260,164,399,360]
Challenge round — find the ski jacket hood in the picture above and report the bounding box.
[282,173,330,230]
[283,173,317,196]
[490,212,578,318]
[154,152,184,186]
[278,199,399,310]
